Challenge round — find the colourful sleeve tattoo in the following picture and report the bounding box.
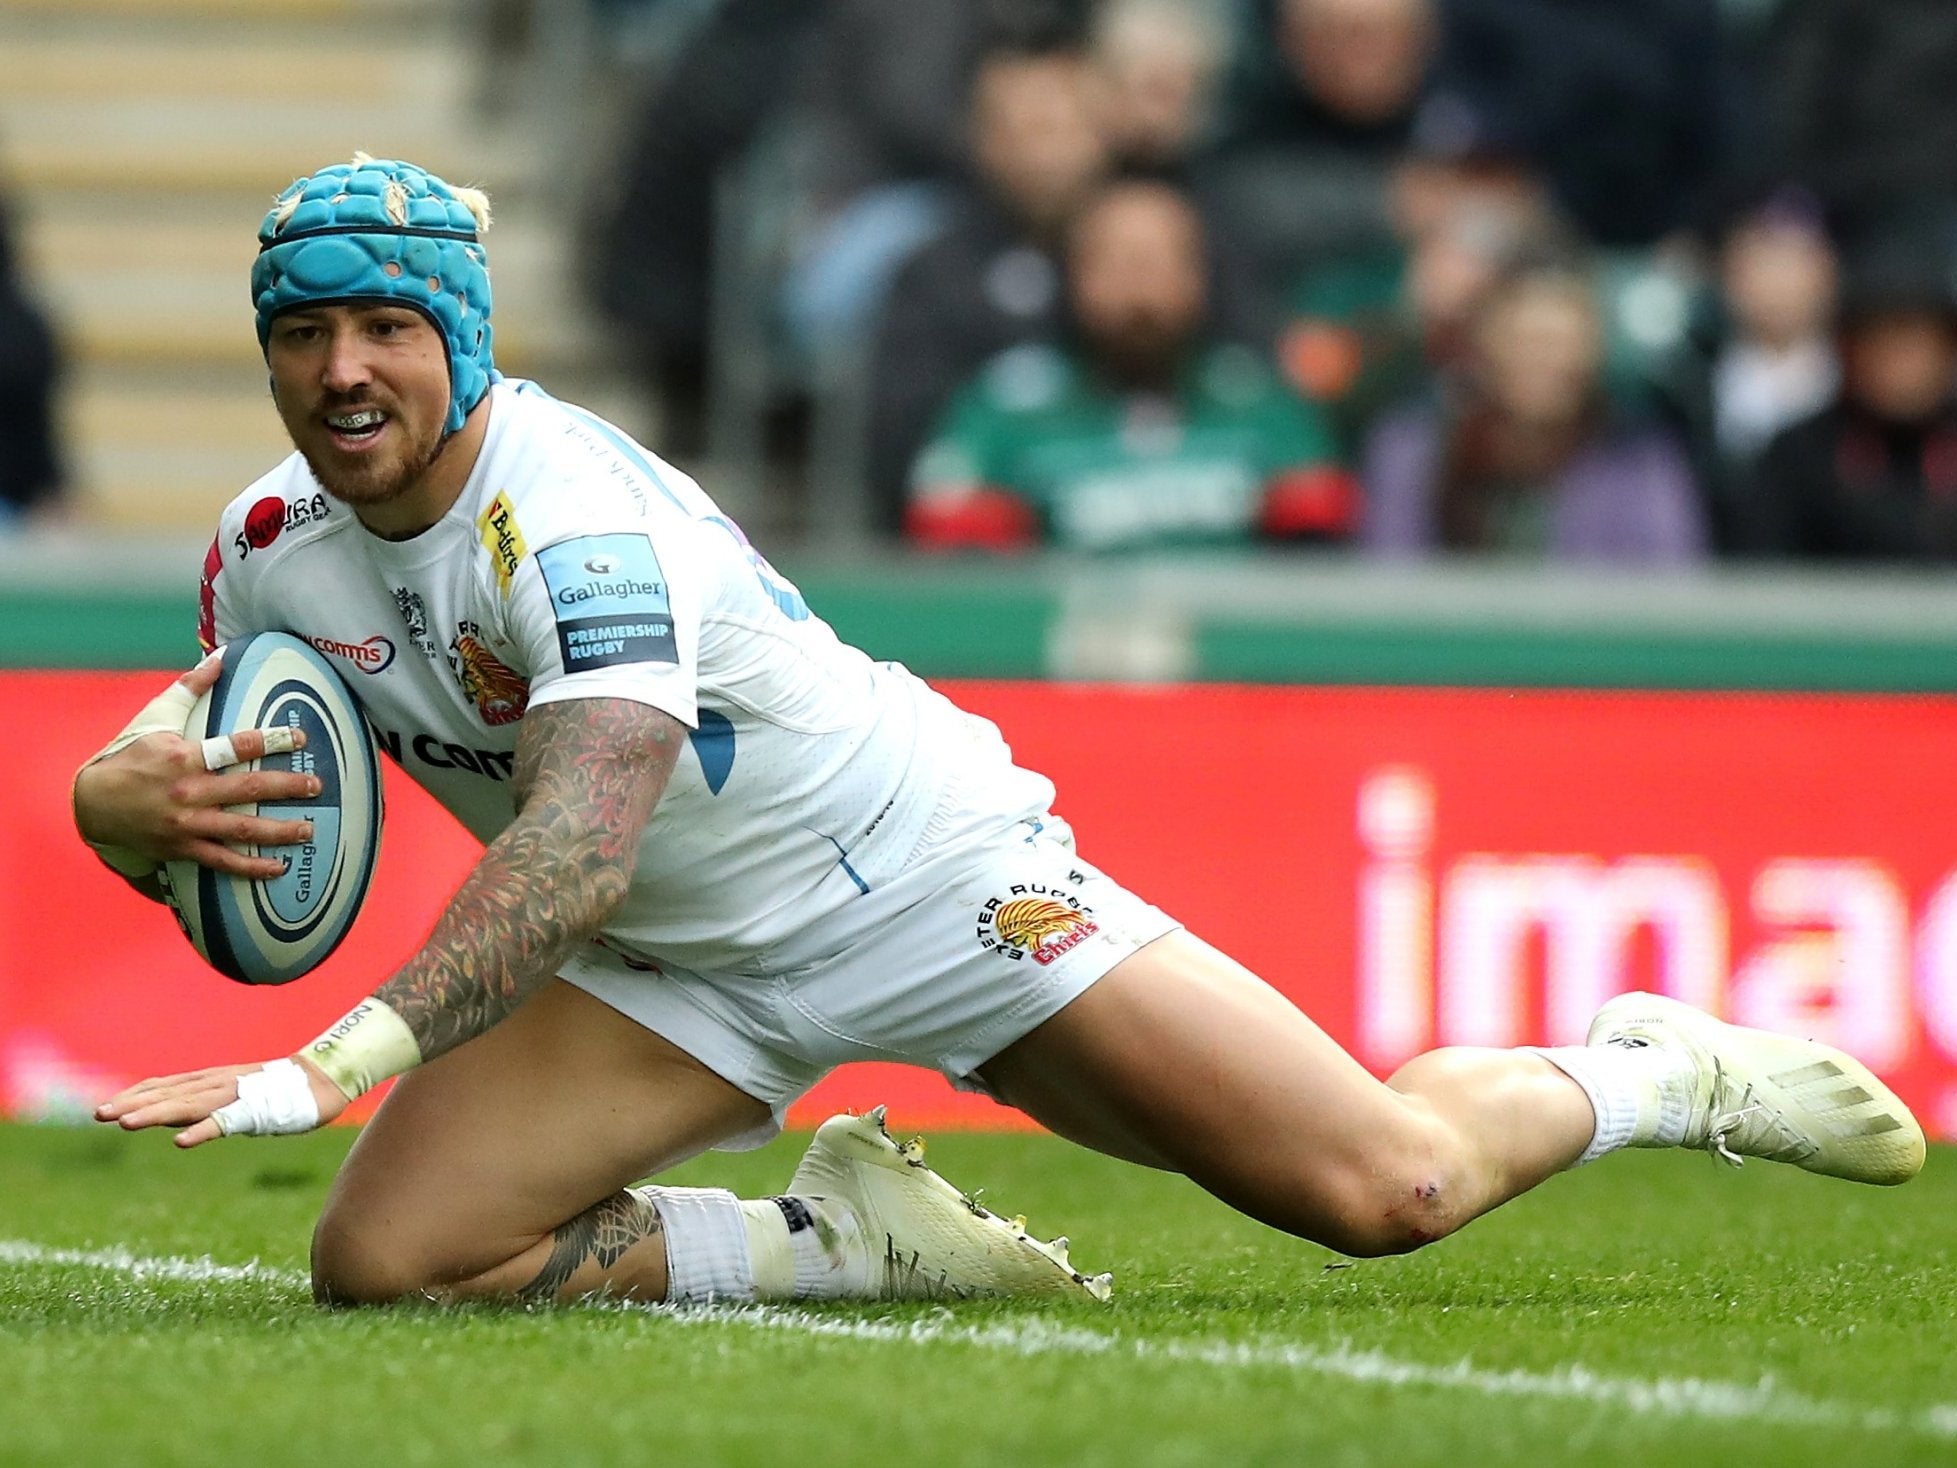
[373,698,683,1060]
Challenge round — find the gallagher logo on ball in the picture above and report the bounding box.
[977,886,1099,965]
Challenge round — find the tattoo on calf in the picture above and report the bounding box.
[374,698,681,1059]
[515,1189,664,1302]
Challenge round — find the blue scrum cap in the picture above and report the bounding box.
[252,154,497,433]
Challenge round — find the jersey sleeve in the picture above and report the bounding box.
[198,513,257,653]
[501,498,705,730]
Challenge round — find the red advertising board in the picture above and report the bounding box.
[10,674,1957,1139]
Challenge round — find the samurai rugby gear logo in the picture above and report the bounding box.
[978,885,1099,966]
[449,626,529,726]
[234,491,331,560]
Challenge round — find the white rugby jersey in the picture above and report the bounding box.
[200,380,1053,974]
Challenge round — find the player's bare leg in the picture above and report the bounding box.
[311,980,768,1303]
[313,981,1104,1307]
[978,929,1921,1257]
[976,931,1593,1255]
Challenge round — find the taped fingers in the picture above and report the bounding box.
[199,735,241,771]
[200,723,301,772]
[211,1059,321,1137]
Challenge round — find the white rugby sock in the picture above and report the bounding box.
[638,1185,755,1303]
[738,1195,867,1300]
[1532,1044,1694,1165]
[640,1187,871,1304]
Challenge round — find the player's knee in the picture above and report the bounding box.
[1322,1178,1467,1258]
[1314,1116,1476,1259]
[310,1209,434,1306]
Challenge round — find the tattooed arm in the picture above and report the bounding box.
[374,697,684,1061]
[95,697,684,1146]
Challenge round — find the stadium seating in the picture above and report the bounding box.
[0,0,643,530]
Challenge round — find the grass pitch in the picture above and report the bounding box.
[1,1122,1953,1468]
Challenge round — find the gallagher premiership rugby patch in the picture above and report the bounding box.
[537,534,677,671]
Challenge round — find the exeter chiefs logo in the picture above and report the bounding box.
[978,885,1099,966]
[452,634,529,726]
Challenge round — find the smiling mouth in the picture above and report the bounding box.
[324,408,388,445]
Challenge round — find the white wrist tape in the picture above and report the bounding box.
[77,656,210,880]
[75,652,302,881]
[305,999,423,1102]
[211,1058,320,1137]
[88,667,205,767]
[75,667,199,879]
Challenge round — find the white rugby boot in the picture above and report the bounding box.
[788,1107,1113,1303]
[1586,991,1926,1186]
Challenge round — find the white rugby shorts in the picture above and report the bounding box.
[559,815,1180,1148]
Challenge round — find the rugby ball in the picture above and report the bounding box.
[162,632,382,985]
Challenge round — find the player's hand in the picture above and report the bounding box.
[72,655,321,880]
[95,1054,348,1148]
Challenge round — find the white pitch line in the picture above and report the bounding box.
[4,1238,1952,1440]
[0,1239,305,1287]
[639,1301,1957,1440]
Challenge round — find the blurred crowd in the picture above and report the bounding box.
[581,0,1957,564]
[0,193,61,531]
[14,0,1957,567]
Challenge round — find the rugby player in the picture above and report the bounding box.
[72,157,1925,1311]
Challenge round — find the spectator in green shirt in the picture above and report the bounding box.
[1276,95,1554,461]
[906,174,1357,552]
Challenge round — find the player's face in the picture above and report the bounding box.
[267,304,451,514]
